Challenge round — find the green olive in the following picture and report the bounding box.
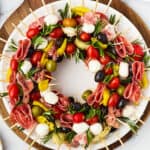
[113,64,119,76]
[117,85,125,96]
[31,106,43,117]
[46,60,57,72]
[82,90,92,100]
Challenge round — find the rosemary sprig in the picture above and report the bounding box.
[93,21,103,37]
[42,133,53,144]
[58,3,69,19]
[74,49,85,63]
[132,39,143,45]
[0,92,8,98]
[7,39,17,52]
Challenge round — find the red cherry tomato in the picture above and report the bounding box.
[66,43,76,55]
[133,44,144,61]
[108,93,120,107]
[50,27,64,38]
[26,28,40,39]
[52,106,63,119]
[8,83,19,99]
[86,115,99,125]
[73,112,85,123]
[10,59,18,71]
[99,55,111,65]
[30,91,41,101]
[108,77,120,89]
[104,67,113,75]
[87,46,99,59]
[30,51,42,65]
[80,32,91,42]
[74,16,81,24]
[95,12,108,20]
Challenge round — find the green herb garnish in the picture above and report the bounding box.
[7,39,17,52]
[74,49,85,63]
[42,133,53,144]
[143,53,150,66]
[58,3,69,19]
[32,36,46,49]
[118,117,139,134]
[65,131,76,143]
[0,92,8,98]
[87,130,94,144]
[27,68,39,78]
[132,39,143,45]
[93,21,102,37]
[106,51,116,60]
[109,14,116,25]
[103,75,114,84]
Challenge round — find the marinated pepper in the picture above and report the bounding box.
[33,101,49,111]
[71,6,90,16]
[44,40,55,52]
[101,88,110,106]
[56,38,67,56]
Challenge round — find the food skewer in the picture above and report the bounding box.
[3,116,10,121]
[115,132,124,146]
[24,125,36,142]
[94,0,98,12]
[103,0,112,14]
[44,75,56,80]
[81,0,85,6]
[20,21,28,29]
[41,0,49,14]
[11,23,26,37]
[10,123,18,129]
[102,139,109,150]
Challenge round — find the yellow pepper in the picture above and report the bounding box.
[40,53,48,67]
[36,116,48,124]
[56,38,67,56]
[91,38,108,49]
[48,122,55,131]
[6,68,12,82]
[33,101,49,111]
[71,6,90,16]
[38,79,49,92]
[101,88,110,106]
[43,40,55,52]
[141,72,148,88]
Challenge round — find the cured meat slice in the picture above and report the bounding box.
[10,104,35,129]
[132,61,144,81]
[115,35,134,58]
[17,73,34,103]
[87,83,105,106]
[106,107,121,128]
[60,113,73,129]
[123,82,141,103]
[29,16,45,30]
[13,39,31,61]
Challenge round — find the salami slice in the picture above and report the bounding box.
[132,61,144,81]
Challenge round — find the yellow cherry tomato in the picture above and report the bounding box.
[6,68,12,82]
[63,18,77,27]
[38,79,49,92]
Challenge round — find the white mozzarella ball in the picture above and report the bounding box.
[82,23,95,34]
[72,122,89,134]
[88,59,103,73]
[37,37,48,49]
[21,60,32,74]
[62,27,77,37]
[119,62,129,78]
[89,123,103,135]
[35,123,49,137]
[122,105,136,119]
[43,91,58,105]
[44,14,59,25]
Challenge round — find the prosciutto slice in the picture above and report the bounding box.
[87,83,105,106]
[13,39,31,61]
[115,35,134,58]
[10,104,35,129]
[106,107,121,128]
[60,113,73,129]
[123,82,141,103]
[132,61,144,81]
[17,73,34,103]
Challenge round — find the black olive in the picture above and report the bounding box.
[97,33,108,44]
[68,96,75,103]
[110,127,117,133]
[82,103,90,113]
[128,62,133,76]
[55,38,64,48]
[95,70,105,82]
[117,98,128,109]
[107,45,117,55]
[59,127,71,133]
[100,105,108,116]
[27,47,35,57]
[56,55,64,63]
[44,115,55,122]
[71,102,82,111]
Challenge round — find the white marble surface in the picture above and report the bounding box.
[0,0,150,150]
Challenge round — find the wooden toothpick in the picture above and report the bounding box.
[81,0,85,6]
[44,74,56,80]
[3,116,10,121]
[102,139,109,150]
[103,0,112,14]
[12,23,25,37]
[94,0,99,12]
[10,123,18,129]
[24,125,36,142]
[41,0,49,14]
[115,132,124,146]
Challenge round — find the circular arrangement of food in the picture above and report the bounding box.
[0,0,150,149]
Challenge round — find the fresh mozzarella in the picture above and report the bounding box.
[122,105,136,120]
[21,60,32,74]
[82,23,95,34]
[88,59,103,73]
[119,62,129,78]
[44,14,59,25]
[62,27,77,37]
[72,122,89,134]
[35,123,49,137]
[37,37,48,49]
[43,91,58,105]
[89,123,103,135]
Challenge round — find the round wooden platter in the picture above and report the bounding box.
[0,0,150,150]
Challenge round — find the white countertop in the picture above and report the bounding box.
[0,0,150,150]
